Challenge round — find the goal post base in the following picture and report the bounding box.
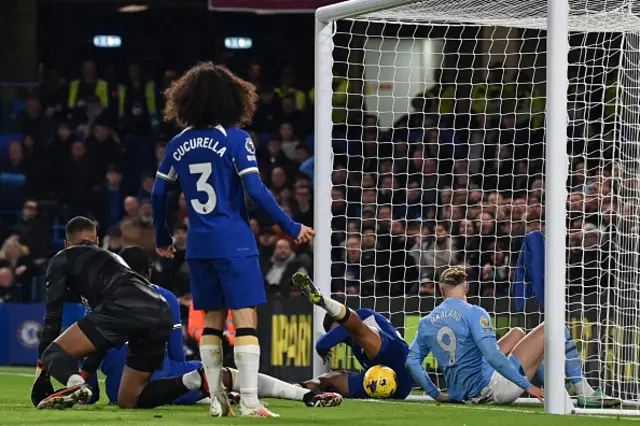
[407,395,640,413]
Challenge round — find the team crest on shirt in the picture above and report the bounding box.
[245,138,256,154]
[480,316,491,327]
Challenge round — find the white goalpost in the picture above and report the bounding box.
[313,0,640,416]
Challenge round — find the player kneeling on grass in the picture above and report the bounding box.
[34,245,341,409]
[406,266,619,407]
[292,272,413,400]
[32,218,208,410]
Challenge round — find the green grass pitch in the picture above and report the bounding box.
[0,366,636,425]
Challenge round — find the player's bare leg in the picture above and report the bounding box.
[223,368,342,407]
[510,323,545,381]
[37,323,95,409]
[515,323,620,408]
[117,365,208,409]
[293,272,382,358]
[201,309,234,417]
[231,307,279,417]
[498,327,526,355]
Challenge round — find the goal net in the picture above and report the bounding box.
[316,0,640,411]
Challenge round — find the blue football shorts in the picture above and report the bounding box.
[188,255,266,310]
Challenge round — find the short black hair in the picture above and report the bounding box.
[119,246,152,279]
[65,216,97,239]
[163,62,258,128]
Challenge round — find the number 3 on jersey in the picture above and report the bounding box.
[437,326,457,366]
[189,162,217,214]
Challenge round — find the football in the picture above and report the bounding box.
[363,365,397,399]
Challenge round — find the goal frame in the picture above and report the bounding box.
[313,0,570,415]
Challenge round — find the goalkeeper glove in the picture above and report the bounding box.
[31,361,54,407]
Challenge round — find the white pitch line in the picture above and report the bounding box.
[358,398,640,421]
[0,371,106,383]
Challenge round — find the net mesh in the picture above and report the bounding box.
[324,0,640,404]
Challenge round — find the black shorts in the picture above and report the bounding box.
[78,281,172,373]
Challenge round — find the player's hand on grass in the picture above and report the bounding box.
[435,393,449,403]
[295,225,315,244]
[527,385,544,402]
[156,245,177,259]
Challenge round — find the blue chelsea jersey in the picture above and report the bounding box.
[157,125,259,259]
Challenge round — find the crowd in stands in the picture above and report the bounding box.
[0,58,621,310]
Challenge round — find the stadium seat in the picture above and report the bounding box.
[0,173,26,210]
[0,134,22,158]
[258,132,277,145]
[304,134,314,151]
[11,100,26,118]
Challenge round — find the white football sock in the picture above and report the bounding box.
[182,369,202,391]
[574,379,595,397]
[234,344,261,408]
[200,343,224,393]
[67,374,85,387]
[229,369,308,402]
[322,296,346,319]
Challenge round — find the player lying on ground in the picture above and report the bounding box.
[292,272,413,400]
[152,62,314,417]
[33,217,208,410]
[73,246,340,408]
[406,266,619,407]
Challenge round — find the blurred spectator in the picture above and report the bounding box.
[12,199,51,261]
[0,235,37,300]
[0,267,18,303]
[138,172,155,200]
[11,98,54,144]
[120,199,155,252]
[40,68,67,119]
[258,227,278,266]
[263,238,306,296]
[121,196,140,223]
[0,141,25,174]
[294,144,314,180]
[171,193,189,227]
[47,121,75,169]
[275,66,306,111]
[258,139,296,183]
[279,122,301,161]
[101,225,125,253]
[85,120,125,178]
[253,85,280,133]
[417,221,457,284]
[118,63,158,134]
[68,60,109,111]
[59,141,96,211]
[279,95,307,136]
[292,184,313,226]
[94,165,126,231]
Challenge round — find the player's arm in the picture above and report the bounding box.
[38,253,68,359]
[152,147,178,253]
[316,325,350,360]
[406,321,443,400]
[469,308,533,391]
[154,285,186,361]
[33,252,68,404]
[231,131,303,239]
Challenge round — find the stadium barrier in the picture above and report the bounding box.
[0,303,86,365]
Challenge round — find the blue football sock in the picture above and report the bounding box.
[565,328,583,385]
[535,359,545,384]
